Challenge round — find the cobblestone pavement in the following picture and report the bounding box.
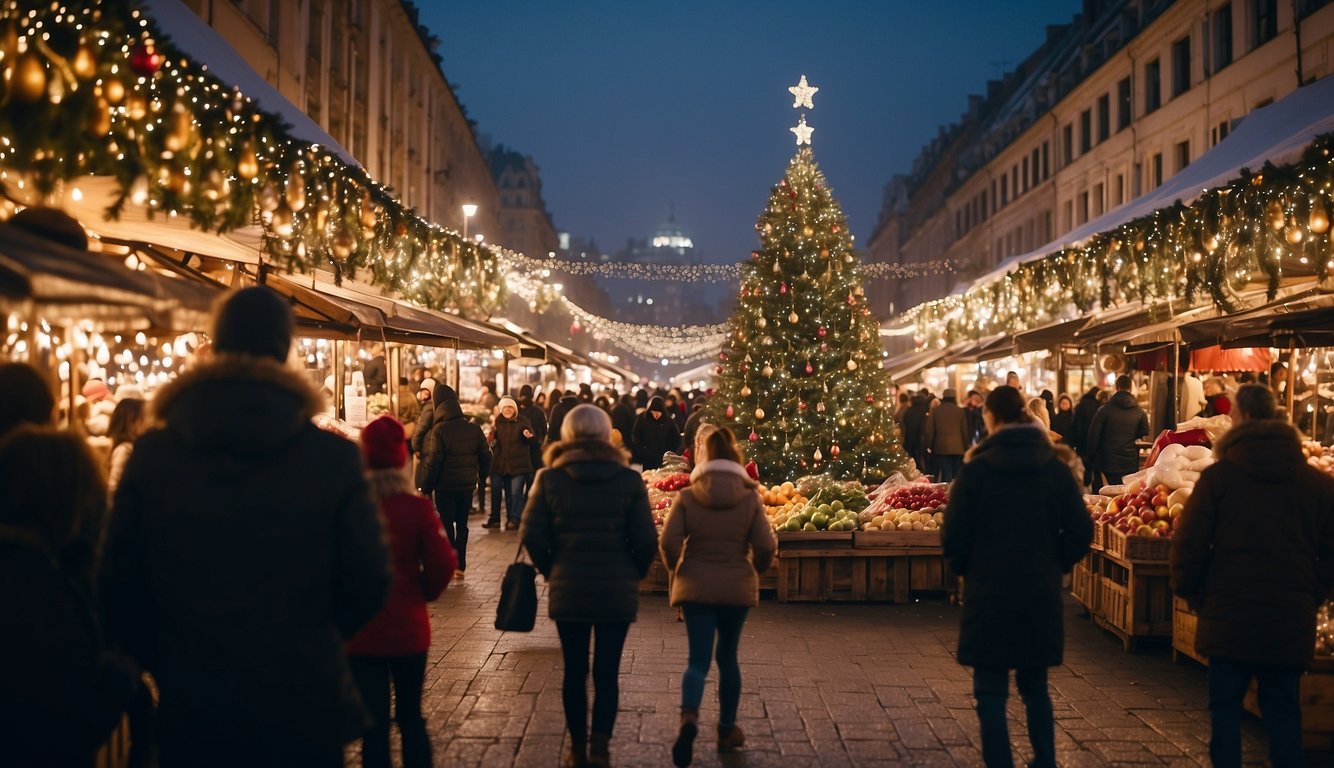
[347,517,1313,767]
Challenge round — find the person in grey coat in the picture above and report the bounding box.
[924,388,970,482]
[520,404,658,768]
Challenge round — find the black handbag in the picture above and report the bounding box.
[495,542,538,632]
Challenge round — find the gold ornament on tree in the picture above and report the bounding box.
[12,51,48,103]
[72,44,98,80]
[236,144,260,181]
[1267,200,1286,231]
[755,408,765,420]
[1311,199,1330,234]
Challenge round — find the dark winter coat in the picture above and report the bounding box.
[943,424,1092,669]
[547,395,581,444]
[631,400,682,469]
[964,404,987,446]
[682,407,708,458]
[900,400,929,457]
[363,355,387,396]
[517,398,547,467]
[1,527,140,766]
[99,355,391,755]
[520,440,658,623]
[418,399,491,492]
[347,483,455,657]
[410,397,434,456]
[660,460,777,607]
[610,398,637,444]
[1086,390,1150,476]
[490,413,537,477]
[1070,389,1101,457]
[1171,419,1334,667]
[924,398,970,456]
[1051,409,1075,445]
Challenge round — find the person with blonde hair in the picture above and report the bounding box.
[521,404,658,768]
[661,427,776,766]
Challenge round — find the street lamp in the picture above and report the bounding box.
[461,203,478,239]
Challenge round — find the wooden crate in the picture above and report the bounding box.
[1244,658,1334,751]
[1094,556,1173,650]
[1097,576,1130,634]
[1105,526,1171,562]
[1172,597,1206,665]
[1090,521,1105,551]
[1071,559,1096,613]
[778,553,863,602]
[853,529,941,548]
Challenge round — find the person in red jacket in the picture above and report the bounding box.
[349,416,457,768]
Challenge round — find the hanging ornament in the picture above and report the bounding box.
[764,222,773,234]
[831,444,840,457]
[803,225,814,237]
[847,359,858,371]
[749,431,759,443]
[68,44,98,80]
[259,184,281,212]
[163,105,194,153]
[814,447,823,462]
[270,202,294,238]
[128,41,165,76]
[832,225,840,233]
[1310,199,1330,234]
[780,282,788,294]
[762,364,774,377]
[715,365,724,375]
[798,400,808,411]
[820,248,830,258]
[286,177,307,212]
[755,407,765,420]
[331,229,354,258]
[762,336,774,346]
[817,326,827,338]
[816,401,826,413]
[739,385,751,397]
[788,311,799,324]
[784,441,791,452]
[124,91,148,121]
[237,144,260,181]
[359,197,378,229]
[87,98,112,136]
[772,260,781,273]
[847,293,856,305]
[726,405,734,418]
[1267,200,1286,231]
[100,77,126,104]
[12,51,48,103]
[757,316,767,328]
[805,361,814,375]
[820,343,828,352]
[865,395,875,403]
[1286,225,1304,245]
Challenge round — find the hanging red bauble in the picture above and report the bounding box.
[866,395,875,403]
[715,366,723,375]
[780,282,788,294]
[748,430,760,443]
[798,400,808,411]
[740,364,749,373]
[805,361,814,375]
[789,190,797,200]
[719,351,728,360]
[831,444,841,457]
[832,225,840,233]
[129,41,164,76]
[847,293,856,305]
[726,405,734,418]
[817,326,827,338]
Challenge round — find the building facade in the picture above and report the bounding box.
[488,144,561,263]
[869,0,1334,330]
[178,0,503,244]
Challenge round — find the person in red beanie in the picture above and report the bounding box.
[349,415,456,768]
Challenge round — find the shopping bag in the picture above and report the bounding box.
[495,545,537,632]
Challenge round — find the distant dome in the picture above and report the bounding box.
[651,211,693,251]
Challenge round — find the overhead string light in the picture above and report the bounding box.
[498,249,955,281]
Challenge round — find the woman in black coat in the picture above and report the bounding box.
[630,396,682,469]
[943,386,1093,768]
[1051,394,1075,445]
[521,405,658,768]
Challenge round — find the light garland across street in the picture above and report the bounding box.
[498,250,955,282]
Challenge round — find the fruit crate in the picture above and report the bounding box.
[1097,576,1130,635]
[1094,557,1173,650]
[1071,558,1097,613]
[1090,521,1105,551]
[853,530,942,548]
[1104,526,1171,562]
[1172,597,1206,665]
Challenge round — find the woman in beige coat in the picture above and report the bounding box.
[659,428,777,767]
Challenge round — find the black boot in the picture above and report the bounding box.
[672,709,698,767]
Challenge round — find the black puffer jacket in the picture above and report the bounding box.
[631,398,682,469]
[610,398,637,444]
[99,355,390,756]
[409,399,434,456]
[517,398,547,467]
[490,413,536,477]
[943,424,1092,669]
[520,440,658,623]
[1070,388,1101,457]
[1087,390,1150,476]
[1172,419,1334,667]
[547,395,580,444]
[418,399,491,493]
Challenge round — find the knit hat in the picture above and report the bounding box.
[360,415,407,469]
[648,396,665,414]
[212,286,293,362]
[497,396,518,413]
[419,377,438,396]
[432,383,458,406]
[518,384,533,398]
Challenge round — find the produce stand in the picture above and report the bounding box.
[774,530,952,603]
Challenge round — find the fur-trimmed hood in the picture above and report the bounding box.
[1213,417,1305,481]
[152,354,325,458]
[687,459,757,509]
[543,438,630,482]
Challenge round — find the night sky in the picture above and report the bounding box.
[424,0,1079,268]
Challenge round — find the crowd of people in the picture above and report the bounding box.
[3,288,1332,768]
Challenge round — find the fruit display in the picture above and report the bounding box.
[856,481,948,532]
[642,468,692,526]
[651,472,691,492]
[1094,480,1189,538]
[794,474,871,513]
[1304,441,1334,476]
[760,481,809,523]
[772,497,861,532]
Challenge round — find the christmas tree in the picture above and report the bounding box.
[707,77,914,483]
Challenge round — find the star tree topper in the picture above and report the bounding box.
[790,114,814,146]
[788,74,818,109]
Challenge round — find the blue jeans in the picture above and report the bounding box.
[487,474,528,525]
[1207,657,1304,768]
[972,666,1055,768]
[680,604,749,727]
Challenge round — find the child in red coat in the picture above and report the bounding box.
[348,416,456,768]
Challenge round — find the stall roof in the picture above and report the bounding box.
[1013,316,1091,353]
[940,333,1014,366]
[1179,291,1334,349]
[884,346,952,381]
[965,73,1334,293]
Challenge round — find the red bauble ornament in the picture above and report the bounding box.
[817,326,827,338]
[805,361,814,375]
[798,400,808,411]
[866,395,875,403]
[780,282,788,294]
[715,366,723,374]
[129,41,164,76]
[847,293,856,305]
[832,225,840,233]
[719,351,728,360]
[748,431,760,443]
[726,405,734,418]
[740,364,749,373]
[831,444,841,457]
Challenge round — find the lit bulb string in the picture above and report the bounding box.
[497,249,956,282]
[0,3,505,315]
[891,137,1334,346]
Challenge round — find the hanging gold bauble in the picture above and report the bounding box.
[755,408,765,420]
[331,229,354,258]
[202,169,228,201]
[802,226,813,236]
[285,178,307,212]
[1286,226,1304,245]
[100,77,125,104]
[1310,200,1330,234]
[847,359,858,371]
[757,316,767,328]
[236,145,260,181]
[739,385,751,397]
[820,248,829,258]
[314,203,329,230]
[1267,200,1286,231]
[87,98,111,136]
[788,311,799,324]
[163,107,193,153]
[124,92,148,121]
[259,184,280,212]
[270,202,294,238]
[166,166,189,196]
[72,44,98,80]
[12,51,48,103]
[359,197,378,229]
[762,364,774,377]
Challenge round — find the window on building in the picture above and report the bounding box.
[991,180,998,212]
[1080,109,1092,153]
[1063,123,1074,163]
[1012,165,1019,200]
[1114,173,1125,206]
[1251,0,1278,49]
[1001,176,1009,206]
[1117,76,1132,131]
[1151,152,1164,188]
[1172,36,1192,97]
[1145,58,1162,113]
[1031,148,1041,187]
[1062,200,1073,233]
[1096,94,1110,143]
[1212,4,1234,72]
[1041,142,1050,179]
[956,210,963,236]
[981,189,989,218]
[1297,0,1333,19]
[1211,119,1232,146]
[1092,183,1105,217]
[1043,210,1053,242]
[1077,191,1090,225]
[1175,140,1191,172]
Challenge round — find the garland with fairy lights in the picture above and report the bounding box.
[900,134,1334,346]
[0,1,505,314]
[500,251,956,282]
